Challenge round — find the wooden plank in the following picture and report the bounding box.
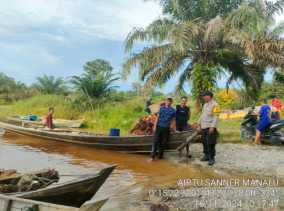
[1,198,12,211]
[0,195,78,211]
[176,130,199,152]
[80,199,108,211]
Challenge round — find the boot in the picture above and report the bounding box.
[208,159,215,166]
[200,156,209,162]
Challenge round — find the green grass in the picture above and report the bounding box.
[82,98,146,134]
[0,95,80,120]
[218,119,244,143]
[0,95,147,135]
[0,94,245,141]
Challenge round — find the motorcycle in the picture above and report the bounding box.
[240,108,284,144]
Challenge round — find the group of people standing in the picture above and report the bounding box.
[151,91,220,166]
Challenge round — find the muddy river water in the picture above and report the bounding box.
[0,132,216,210]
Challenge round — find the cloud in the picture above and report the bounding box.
[0,42,61,66]
[275,13,284,23]
[0,0,162,86]
[0,0,162,41]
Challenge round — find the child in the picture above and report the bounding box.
[44,107,54,129]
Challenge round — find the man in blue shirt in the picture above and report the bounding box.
[254,99,272,144]
[151,97,176,160]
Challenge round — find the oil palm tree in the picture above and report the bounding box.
[70,72,119,99]
[225,0,284,69]
[70,59,119,99]
[34,75,67,95]
[124,0,284,102]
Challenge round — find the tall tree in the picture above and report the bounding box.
[124,0,284,103]
[0,73,34,101]
[83,59,113,75]
[34,75,67,95]
[71,59,119,99]
[158,0,243,21]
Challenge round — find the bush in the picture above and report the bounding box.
[216,89,239,109]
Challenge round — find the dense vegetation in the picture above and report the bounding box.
[123,0,284,104]
[0,0,284,138]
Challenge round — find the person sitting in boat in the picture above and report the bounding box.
[44,107,54,129]
[176,96,191,132]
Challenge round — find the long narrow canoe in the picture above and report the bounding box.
[0,194,108,211]
[0,121,191,153]
[7,117,84,128]
[10,165,116,208]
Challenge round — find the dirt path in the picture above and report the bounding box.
[168,143,284,180]
[157,143,284,211]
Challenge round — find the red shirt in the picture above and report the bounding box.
[272,98,282,111]
[45,113,53,129]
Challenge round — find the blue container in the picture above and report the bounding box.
[109,128,120,137]
[28,115,38,121]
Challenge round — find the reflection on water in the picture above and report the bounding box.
[0,132,215,210]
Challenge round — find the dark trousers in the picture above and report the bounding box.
[176,124,189,155]
[152,126,170,158]
[201,128,217,160]
[176,123,188,132]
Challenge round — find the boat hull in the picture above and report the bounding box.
[11,165,116,207]
[0,121,191,153]
[0,194,107,211]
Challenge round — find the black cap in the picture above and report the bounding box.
[166,97,173,102]
[202,91,213,97]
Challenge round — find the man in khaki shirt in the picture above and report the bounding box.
[198,91,220,166]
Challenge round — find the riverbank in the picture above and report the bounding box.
[169,143,284,180]
[2,131,283,210]
[0,95,243,143]
[0,95,146,134]
[143,143,284,211]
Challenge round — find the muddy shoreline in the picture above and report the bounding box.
[144,143,284,211]
[1,134,284,210]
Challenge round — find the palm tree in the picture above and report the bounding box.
[225,0,284,69]
[123,0,284,103]
[159,0,243,21]
[70,59,120,100]
[34,75,67,95]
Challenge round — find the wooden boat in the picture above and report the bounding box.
[0,169,58,185]
[0,194,108,211]
[7,117,84,128]
[0,121,191,153]
[9,165,116,208]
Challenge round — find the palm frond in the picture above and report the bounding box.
[124,18,175,52]
[143,52,187,89]
[270,21,284,38]
[204,16,224,47]
[265,0,284,16]
[123,43,173,79]
[175,63,192,93]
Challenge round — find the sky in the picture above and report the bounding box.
[0,0,283,93]
[0,0,162,90]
